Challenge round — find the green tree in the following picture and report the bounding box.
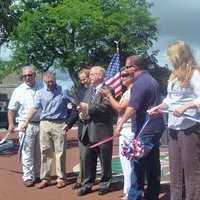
[7,0,158,76]
[0,0,18,45]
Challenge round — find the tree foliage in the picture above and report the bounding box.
[6,0,158,76]
[0,0,19,45]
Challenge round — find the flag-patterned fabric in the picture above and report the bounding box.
[104,53,122,97]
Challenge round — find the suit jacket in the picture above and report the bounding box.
[80,85,115,143]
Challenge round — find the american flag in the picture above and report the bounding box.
[104,53,122,97]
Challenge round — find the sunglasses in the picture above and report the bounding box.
[121,73,129,78]
[124,65,133,69]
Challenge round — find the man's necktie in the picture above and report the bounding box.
[89,87,96,103]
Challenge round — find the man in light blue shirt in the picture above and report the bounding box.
[21,71,77,189]
[8,65,43,187]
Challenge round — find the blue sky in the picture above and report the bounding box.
[149,0,200,67]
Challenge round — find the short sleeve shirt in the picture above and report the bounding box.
[34,85,72,120]
[8,81,43,122]
[129,71,165,136]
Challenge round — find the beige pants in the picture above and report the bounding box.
[40,120,66,181]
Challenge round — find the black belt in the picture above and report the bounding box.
[30,121,40,124]
[41,119,65,123]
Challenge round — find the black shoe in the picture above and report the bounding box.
[72,182,82,190]
[24,179,34,187]
[34,178,41,184]
[98,188,109,195]
[78,187,92,196]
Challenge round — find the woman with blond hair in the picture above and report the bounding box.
[149,41,200,200]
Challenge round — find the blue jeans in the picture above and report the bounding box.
[128,145,161,200]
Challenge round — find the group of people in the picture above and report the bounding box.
[8,68,77,189]
[7,40,200,200]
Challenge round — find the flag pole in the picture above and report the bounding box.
[114,40,119,54]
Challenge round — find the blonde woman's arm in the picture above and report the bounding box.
[173,70,200,117]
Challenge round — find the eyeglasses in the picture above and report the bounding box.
[124,64,137,69]
[124,65,133,69]
[22,74,33,78]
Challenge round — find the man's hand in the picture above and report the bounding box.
[19,121,29,131]
[79,112,87,121]
[79,102,88,112]
[148,106,162,116]
[77,102,89,121]
[8,124,15,134]
[63,124,69,135]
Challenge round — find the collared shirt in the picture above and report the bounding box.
[163,69,200,130]
[8,81,43,122]
[129,71,165,136]
[34,84,72,120]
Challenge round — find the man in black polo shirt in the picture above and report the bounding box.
[115,55,165,200]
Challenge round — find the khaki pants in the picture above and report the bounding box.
[40,120,66,181]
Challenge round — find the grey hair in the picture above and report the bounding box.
[43,70,56,80]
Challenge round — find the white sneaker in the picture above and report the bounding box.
[121,194,128,200]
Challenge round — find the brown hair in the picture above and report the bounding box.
[78,68,90,77]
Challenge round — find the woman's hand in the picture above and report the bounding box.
[173,105,187,117]
[114,120,123,137]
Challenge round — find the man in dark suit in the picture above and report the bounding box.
[77,66,114,196]
[72,68,91,190]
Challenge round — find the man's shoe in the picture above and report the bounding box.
[37,180,48,189]
[78,187,92,196]
[24,179,34,187]
[56,179,66,189]
[34,177,41,184]
[98,188,109,195]
[72,182,82,190]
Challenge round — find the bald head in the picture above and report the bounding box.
[126,55,147,69]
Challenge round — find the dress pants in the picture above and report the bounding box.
[39,120,66,181]
[169,127,200,200]
[18,122,40,181]
[80,140,113,190]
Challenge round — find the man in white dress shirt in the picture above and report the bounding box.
[8,65,43,187]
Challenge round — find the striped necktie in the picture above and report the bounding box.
[89,87,96,103]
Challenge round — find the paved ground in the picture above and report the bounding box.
[0,128,170,200]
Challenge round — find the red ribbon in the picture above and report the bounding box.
[90,135,116,148]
